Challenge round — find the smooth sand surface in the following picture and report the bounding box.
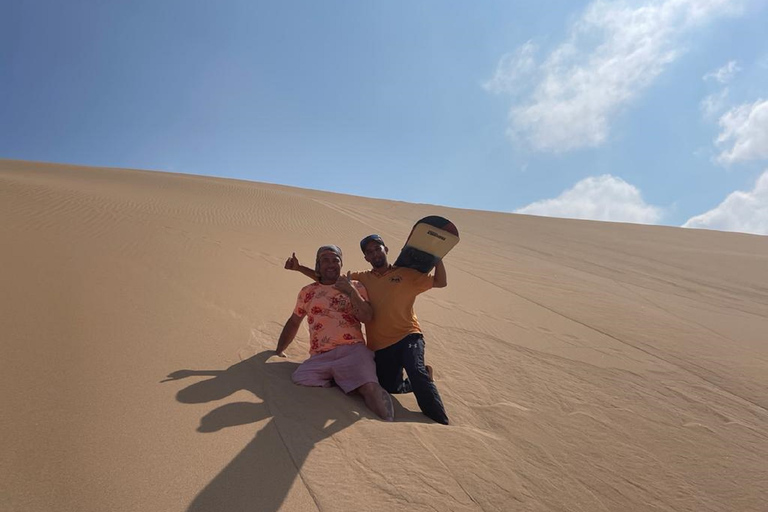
[2,159,767,512]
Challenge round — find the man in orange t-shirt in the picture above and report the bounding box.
[285,235,449,425]
[276,245,394,421]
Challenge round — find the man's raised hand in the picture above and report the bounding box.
[284,252,300,271]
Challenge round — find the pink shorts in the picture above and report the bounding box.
[292,343,377,393]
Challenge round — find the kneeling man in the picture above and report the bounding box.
[276,245,394,421]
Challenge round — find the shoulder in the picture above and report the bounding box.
[395,267,428,280]
[395,267,433,288]
[348,270,372,281]
[298,282,320,294]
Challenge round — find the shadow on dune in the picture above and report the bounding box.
[164,350,395,511]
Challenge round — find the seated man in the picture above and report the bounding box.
[276,245,394,421]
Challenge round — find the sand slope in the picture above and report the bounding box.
[2,159,767,512]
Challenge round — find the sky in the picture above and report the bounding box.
[3,0,768,235]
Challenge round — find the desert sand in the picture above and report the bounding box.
[1,159,767,512]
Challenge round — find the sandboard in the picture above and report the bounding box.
[394,216,460,273]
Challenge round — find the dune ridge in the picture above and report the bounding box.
[2,159,767,512]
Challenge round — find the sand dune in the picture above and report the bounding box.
[2,159,767,512]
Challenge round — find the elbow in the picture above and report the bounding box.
[358,307,373,323]
[287,314,303,330]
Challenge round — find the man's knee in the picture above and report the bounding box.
[357,381,378,396]
[292,365,332,388]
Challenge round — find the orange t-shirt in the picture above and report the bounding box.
[349,267,433,351]
[293,281,369,355]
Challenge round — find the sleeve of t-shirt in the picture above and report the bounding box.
[348,271,363,281]
[352,281,369,301]
[293,285,312,317]
[411,269,434,293]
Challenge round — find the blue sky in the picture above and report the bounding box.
[3,0,768,234]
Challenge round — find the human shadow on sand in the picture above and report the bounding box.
[164,350,428,512]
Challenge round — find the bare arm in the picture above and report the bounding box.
[352,295,373,323]
[432,259,447,288]
[334,272,373,323]
[285,252,318,281]
[276,313,303,357]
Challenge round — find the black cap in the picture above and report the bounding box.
[359,234,385,253]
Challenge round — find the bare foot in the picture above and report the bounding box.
[380,387,395,422]
[359,382,394,421]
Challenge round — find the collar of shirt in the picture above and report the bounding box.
[371,264,395,277]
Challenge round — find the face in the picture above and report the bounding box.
[317,252,342,284]
[363,240,388,269]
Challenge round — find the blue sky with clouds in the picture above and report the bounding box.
[3,0,768,234]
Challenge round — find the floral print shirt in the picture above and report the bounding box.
[293,281,369,355]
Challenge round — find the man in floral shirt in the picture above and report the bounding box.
[276,245,394,421]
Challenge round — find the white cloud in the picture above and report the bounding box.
[484,41,538,95]
[683,170,768,235]
[700,61,741,119]
[703,60,741,83]
[701,88,730,118]
[487,0,745,152]
[515,174,663,224]
[716,99,768,164]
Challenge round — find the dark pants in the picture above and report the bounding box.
[374,333,449,425]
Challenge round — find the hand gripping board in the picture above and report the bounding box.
[394,216,460,273]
